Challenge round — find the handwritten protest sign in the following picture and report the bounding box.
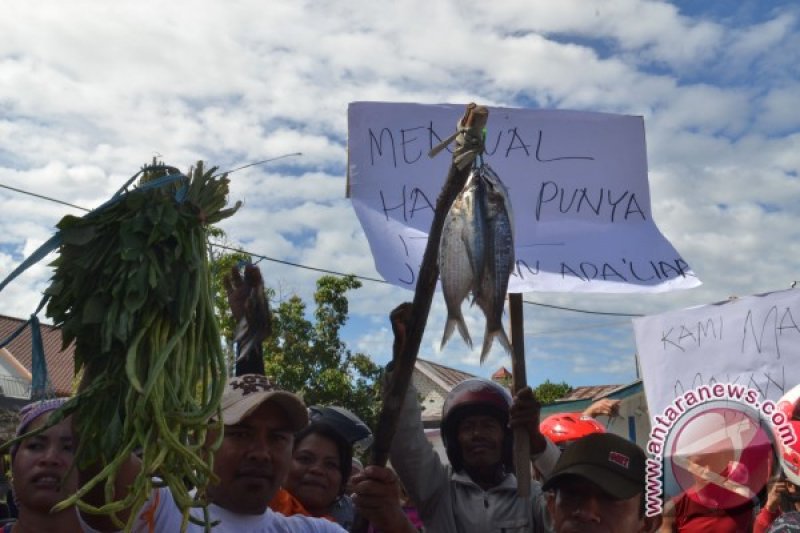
[633,288,800,419]
[347,102,700,293]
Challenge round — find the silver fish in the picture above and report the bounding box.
[438,170,484,350]
[473,164,514,363]
[439,164,514,363]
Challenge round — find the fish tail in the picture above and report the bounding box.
[479,326,512,364]
[456,317,473,349]
[441,314,473,350]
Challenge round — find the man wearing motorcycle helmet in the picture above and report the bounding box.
[441,378,520,487]
[388,304,560,533]
[754,384,800,533]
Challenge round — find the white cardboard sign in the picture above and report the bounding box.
[347,102,700,293]
[633,289,800,418]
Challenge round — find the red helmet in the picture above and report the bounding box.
[441,378,513,471]
[777,385,800,485]
[540,412,606,448]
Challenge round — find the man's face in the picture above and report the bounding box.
[208,401,294,514]
[546,477,657,533]
[456,414,504,469]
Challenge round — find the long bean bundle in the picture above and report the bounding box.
[45,161,240,530]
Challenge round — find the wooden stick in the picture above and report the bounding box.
[368,103,487,467]
[351,104,488,533]
[509,292,530,498]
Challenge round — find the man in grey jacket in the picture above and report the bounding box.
[388,306,559,532]
[391,377,559,532]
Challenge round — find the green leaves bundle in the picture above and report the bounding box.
[45,161,240,530]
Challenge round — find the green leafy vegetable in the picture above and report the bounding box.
[43,161,240,531]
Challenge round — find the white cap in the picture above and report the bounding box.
[220,374,308,432]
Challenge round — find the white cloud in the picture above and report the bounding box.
[470,0,724,69]
[727,12,796,63]
[0,0,798,388]
[758,85,800,132]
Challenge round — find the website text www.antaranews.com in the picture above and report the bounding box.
[644,383,796,517]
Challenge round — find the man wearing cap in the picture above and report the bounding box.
[79,374,346,532]
[543,432,661,533]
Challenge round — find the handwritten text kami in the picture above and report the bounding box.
[661,317,723,352]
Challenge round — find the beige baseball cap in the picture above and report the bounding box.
[219,374,308,432]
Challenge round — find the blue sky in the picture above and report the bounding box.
[1,0,798,390]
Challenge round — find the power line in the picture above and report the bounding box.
[210,243,388,284]
[210,244,642,317]
[214,152,303,176]
[1,180,644,318]
[0,154,304,213]
[0,183,90,212]
[522,300,642,317]
[527,319,633,337]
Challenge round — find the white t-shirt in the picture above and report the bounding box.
[80,487,347,533]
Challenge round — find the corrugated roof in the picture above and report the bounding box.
[416,358,477,392]
[541,380,644,416]
[558,384,624,401]
[0,315,75,396]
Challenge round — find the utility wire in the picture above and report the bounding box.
[0,183,90,212]
[210,243,388,284]
[207,247,643,317]
[523,301,642,317]
[527,319,633,337]
[209,244,644,317]
[214,152,302,176]
[0,153,304,212]
[1,180,643,318]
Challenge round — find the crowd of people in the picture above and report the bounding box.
[5,376,800,532]
[2,374,654,533]
[2,294,799,532]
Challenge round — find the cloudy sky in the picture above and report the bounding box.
[1,1,798,389]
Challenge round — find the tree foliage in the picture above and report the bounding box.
[533,379,572,404]
[211,252,382,428]
[264,275,382,428]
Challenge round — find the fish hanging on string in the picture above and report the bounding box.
[439,163,514,363]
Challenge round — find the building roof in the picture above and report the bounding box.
[0,315,75,397]
[541,380,645,416]
[416,358,477,393]
[491,366,512,380]
[557,384,623,401]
